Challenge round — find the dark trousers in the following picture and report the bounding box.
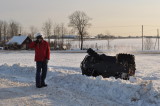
[36,61,47,87]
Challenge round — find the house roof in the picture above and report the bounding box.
[7,35,28,45]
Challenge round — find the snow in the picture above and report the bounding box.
[6,35,28,45]
[71,38,158,52]
[0,50,160,106]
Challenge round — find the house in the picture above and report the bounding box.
[6,35,32,50]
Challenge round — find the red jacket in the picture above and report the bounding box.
[29,40,50,62]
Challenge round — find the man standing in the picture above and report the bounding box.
[29,33,50,88]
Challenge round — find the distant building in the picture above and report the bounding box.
[63,35,78,39]
[6,35,32,50]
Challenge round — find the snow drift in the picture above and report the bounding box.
[0,63,160,106]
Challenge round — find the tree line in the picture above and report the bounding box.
[0,11,92,50]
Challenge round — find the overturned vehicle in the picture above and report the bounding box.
[80,48,136,80]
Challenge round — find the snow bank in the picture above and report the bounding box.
[48,69,160,106]
[0,63,160,106]
[0,63,35,83]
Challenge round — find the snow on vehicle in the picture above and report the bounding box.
[80,48,136,80]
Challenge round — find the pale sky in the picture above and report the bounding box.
[1,0,160,36]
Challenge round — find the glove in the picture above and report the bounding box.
[45,59,49,64]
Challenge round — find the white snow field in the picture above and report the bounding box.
[0,50,160,106]
[71,38,158,52]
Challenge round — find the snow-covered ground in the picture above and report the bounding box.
[71,38,158,52]
[0,50,160,106]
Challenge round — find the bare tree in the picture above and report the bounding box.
[68,28,76,35]
[69,11,91,50]
[61,23,65,44]
[8,20,20,38]
[54,24,61,40]
[60,23,67,48]
[2,21,8,42]
[42,19,52,44]
[53,24,62,49]
[0,20,3,41]
[29,25,38,39]
[52,23,68,50]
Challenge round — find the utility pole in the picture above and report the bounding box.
[142,25,143,51]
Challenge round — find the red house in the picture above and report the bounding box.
[6,35,32,50]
